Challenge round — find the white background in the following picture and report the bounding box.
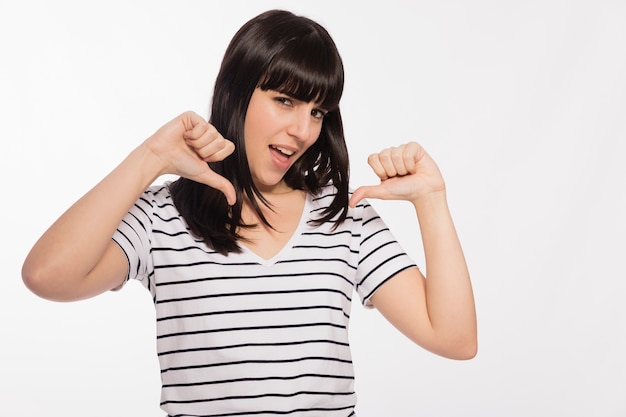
[1,1,625,415]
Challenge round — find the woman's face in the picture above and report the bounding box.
[243,87,327,193]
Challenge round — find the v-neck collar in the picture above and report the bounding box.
[238,192,311,266]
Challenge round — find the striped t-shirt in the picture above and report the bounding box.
[113,183,416,417]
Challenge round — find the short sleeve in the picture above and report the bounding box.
[111,188,156,288]
[354,200,417,308]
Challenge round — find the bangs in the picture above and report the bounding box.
[258,34,344,110]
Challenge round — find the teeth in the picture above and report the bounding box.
[272,145,295,156]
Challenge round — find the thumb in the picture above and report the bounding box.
[349,185,377,208]
[194,168,237,206]
[349,183,397,207]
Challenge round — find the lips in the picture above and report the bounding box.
[268,144,298,171]
[269,145,296,157]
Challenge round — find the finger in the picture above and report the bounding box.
[179,111,209,132]
[390,146,409,176]
[190,136,235,162]
[194,169,237,206]
[367,152,389,180]
[184,122,234,162]
[203,140,235,162]
[183,120,212,141]
[403,142,422,174]
[376,148,398,178]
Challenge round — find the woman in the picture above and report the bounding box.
[22,9,476,416]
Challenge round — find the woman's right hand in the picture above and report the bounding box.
[22,111,236,301]
[145,111,236,205]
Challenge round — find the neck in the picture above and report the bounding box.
[242,188,305,227]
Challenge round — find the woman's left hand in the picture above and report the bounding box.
[349,142,446,207]
[351,142,477,359]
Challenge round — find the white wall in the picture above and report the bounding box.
[2,1,625,415]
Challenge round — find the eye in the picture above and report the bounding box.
[274,96,293,107]
[311,108,327,120]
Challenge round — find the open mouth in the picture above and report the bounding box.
[269,145,296,157]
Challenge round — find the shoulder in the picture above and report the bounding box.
[309,184,384,214]
[143,182,173,201]
[309,184,339,207]
[307,185,381,228]
[132,182,174,209]
[122,182,179,224]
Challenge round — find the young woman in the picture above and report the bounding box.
[22,9,476,416]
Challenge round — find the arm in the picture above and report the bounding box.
[349,142,477,360]
[22,112,235,302]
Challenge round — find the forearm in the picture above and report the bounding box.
[413,190,477,351]
[22,142,164,290]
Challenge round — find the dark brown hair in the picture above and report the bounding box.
[170,9,349,254]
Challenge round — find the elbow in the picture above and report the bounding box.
[22,257,117,302]
[22,260,71,302]
[451,339,478,360]
[22,261,54,300]
[444,334,478,360]
[428,332,477,360]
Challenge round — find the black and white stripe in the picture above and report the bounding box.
[113,184,416,416]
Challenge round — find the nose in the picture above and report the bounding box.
[286,108,313,141]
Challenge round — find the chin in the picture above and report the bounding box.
[253,177,286,191]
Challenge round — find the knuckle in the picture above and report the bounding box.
[379,150,392,163]
[391,150,404,164]
[208,124,220,137]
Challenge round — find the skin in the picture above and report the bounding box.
[243,88,326,194]
[22,88,477,360]
[352,144,477,359]
[239,88,326,259]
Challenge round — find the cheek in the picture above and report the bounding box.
[308,125,323,146]
[246,108,278,143]
[243,112,266,149]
